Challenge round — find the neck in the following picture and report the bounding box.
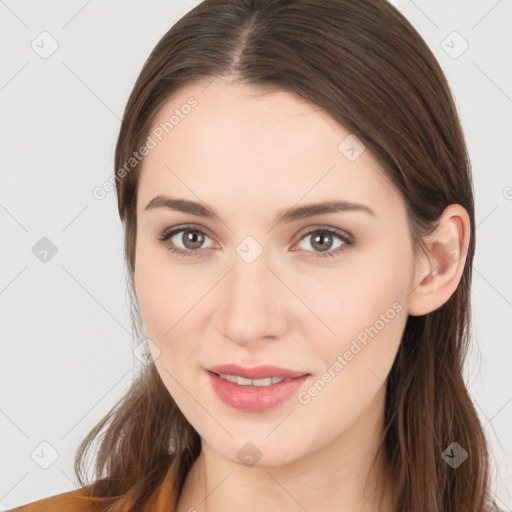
[176,385,395,512]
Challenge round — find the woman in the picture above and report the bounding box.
[10,0,500,510]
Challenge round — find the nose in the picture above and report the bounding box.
[216,250,290,346]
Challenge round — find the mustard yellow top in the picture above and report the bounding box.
[6,464,176,512]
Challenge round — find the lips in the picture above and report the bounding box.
[205,364,311,412]
[206,363,309,380]
[206,370,310,412]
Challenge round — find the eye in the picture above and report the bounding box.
[157,224,356,259]
[294,227,356,258]
[157,225,215,258]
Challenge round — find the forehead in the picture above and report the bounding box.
[137,78,402,221]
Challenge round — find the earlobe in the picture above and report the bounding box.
[407,205,470,317]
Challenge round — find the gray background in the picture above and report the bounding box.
[1,0,511,510]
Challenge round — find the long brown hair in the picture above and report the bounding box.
[74,0,498,510]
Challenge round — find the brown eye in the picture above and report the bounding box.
[181,229,205,250]
[157,226,214,257]
[310,231,335,252]
[296,227,355,258]
[157,225,356,260]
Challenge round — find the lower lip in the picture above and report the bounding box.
[206,371,310,412]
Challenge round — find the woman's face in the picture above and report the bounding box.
[134,78,421,467]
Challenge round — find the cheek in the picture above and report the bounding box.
[134,264,169,336]
[134,249,208,423]
[134,243,209,368]
[304,244,411,387]
[134,241,182,346]
[295,269,408,439]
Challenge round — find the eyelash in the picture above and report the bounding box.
[157,224,356,259]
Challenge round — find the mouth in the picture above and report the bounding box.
[206,363,309,380]
[205,364,311,412]
[208,372,294,387]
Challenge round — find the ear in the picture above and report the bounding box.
[407,204,471,317]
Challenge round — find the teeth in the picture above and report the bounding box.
[218,373,291,386]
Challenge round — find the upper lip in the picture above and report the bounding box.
[206,364,309,380]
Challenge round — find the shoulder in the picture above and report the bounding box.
[7,464,178,512]
[6,486,104,512]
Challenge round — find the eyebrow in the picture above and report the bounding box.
[143,195,376,224]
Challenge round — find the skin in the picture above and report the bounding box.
[133,76,471,512]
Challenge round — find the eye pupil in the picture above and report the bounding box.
[183,230,204,250]
[311,231,333,252]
